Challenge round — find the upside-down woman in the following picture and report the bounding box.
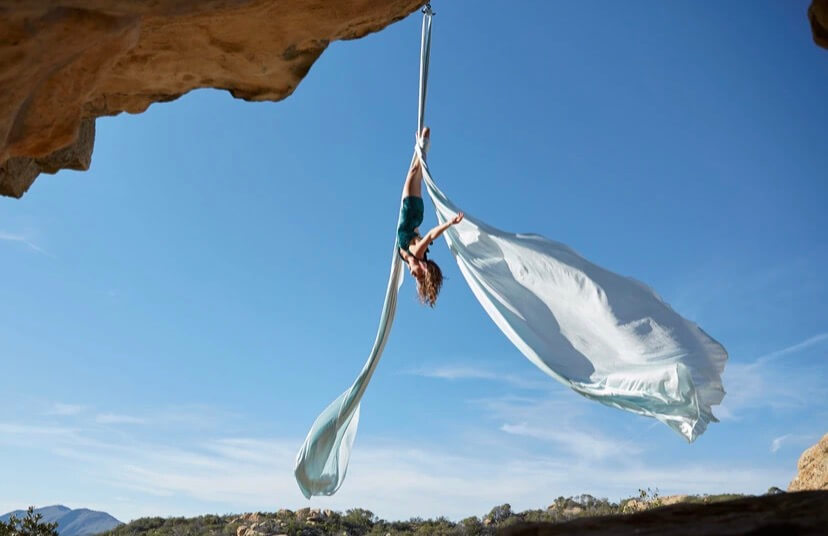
[396,127,464,306]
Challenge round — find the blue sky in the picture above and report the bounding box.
[1,0,826,523]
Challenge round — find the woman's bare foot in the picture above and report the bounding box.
[418,126,431,153]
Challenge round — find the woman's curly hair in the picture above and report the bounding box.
[416,259,443,307]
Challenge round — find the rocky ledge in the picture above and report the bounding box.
[0,0,423,197]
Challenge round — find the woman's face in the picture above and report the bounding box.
[408,258,426,279]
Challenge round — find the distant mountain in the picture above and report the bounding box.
[1,505,122,536]
[1,505,71,525]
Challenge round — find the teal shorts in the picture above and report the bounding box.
[397,196,424,249]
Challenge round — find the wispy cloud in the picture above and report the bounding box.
[471,394,644,462]
[0,423,77,437]
[39,402,224,428]
[67,403,234,430]
[717,332,828,420]
[406,363,551,390]
[500,422,642,460]
[96,413,147,425]
[755,332,828,365]
[0,231,49,256]
[770,434,815,454]
[770,435,790,453]
[45,403,85,416]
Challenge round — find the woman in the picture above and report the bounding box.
[397,127,464,307]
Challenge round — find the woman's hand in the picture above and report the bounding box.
[423,211,464,250]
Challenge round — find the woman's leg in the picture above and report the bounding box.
[401,153,422,198]
[401,127,429,198]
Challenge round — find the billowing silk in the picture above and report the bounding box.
[419,145,727,442]
[294,8,727,499]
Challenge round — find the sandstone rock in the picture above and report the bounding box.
[789,433,828,491]
[501,491,828,536]
[236,526,248,536]
[562,505,584,516]
[659,494,688,506]
[0,118,94,197]
[233,512,264,528]
[0,0,423,197]
[294,507,310,521]
[621,499,646,514]
[620,493,689,513]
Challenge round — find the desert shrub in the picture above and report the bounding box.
[341,508,375,535]
[484,503,512,526]
[458,516,483,535]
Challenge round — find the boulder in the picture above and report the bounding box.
[562,506,584,516]
[789,433,828,492]
[621,499,646,514]
[659,494,688,506]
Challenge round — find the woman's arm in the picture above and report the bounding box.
[410,212,464,258]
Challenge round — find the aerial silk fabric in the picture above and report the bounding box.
[293,243,403,498]
[294,7,727,498]
[294,8,433,499]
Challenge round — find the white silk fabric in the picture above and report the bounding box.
[294,141,728,498]
[419,146,727,442]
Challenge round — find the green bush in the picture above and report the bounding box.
[0,507,59,536]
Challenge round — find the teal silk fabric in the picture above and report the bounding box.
[294,245,404,498]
